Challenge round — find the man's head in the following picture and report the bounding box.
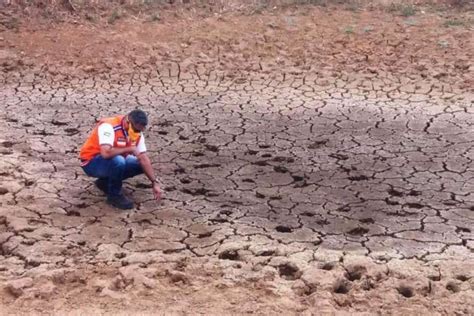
[128,109,148,133]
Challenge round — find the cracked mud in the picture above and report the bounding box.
[0,5,473,315]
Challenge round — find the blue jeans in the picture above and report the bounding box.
[82,155,143,197]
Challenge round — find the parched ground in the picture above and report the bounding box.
[0,4,473,315]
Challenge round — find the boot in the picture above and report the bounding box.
[107,194,134,210]
[95,178,108,195]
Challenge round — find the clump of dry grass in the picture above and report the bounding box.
[1,0,471,22]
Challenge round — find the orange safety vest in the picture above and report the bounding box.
[79,115,141,165]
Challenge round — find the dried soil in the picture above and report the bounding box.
[0,4,473,315]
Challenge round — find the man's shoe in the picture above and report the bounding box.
[95,179,108,195]
[107,194,134,210]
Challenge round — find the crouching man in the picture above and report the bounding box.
[79,109,161,209]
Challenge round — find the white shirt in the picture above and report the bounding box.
[98,123,147,154]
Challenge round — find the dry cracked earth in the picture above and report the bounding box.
[0,5,474,315]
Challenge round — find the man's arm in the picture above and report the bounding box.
[97,123,136,159]
[137,152,161,200]
[100,144,136,159]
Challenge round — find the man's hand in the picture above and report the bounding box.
[136,152,161,201]
[152,182,162,201]
[128,145,137,154]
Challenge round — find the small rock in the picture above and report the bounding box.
[301,266,340,291]
[40,268,67,284]
[291,279,311,296]
[345,264,367,281]
[119,265,141,283]
[34,281,56,299]
[83,65,96,73]
[109,276,127,291]
[100,287,125,300]
[118,265,155,289]
[141,277,156,289]
[168,271,189,284]
[5,277,34,297]
[0,187,8,195]
[91,279,108,292]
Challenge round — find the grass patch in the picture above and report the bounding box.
[85,13,97,22]
[345,2,360,12]
[108,8,122,24]
[400,5,416,17]
[149,13,161,22]
[344,25,354,34]
[404,18,417,26]
[443,19,465,27]
[295,0,327,6]
[387,3,416,17]
[0,17,19,30]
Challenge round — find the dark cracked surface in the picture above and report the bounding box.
[1,67,474,312]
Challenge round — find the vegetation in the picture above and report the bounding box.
[0,0,471,22]
[343,25,354,34]
[108,8,122,24]
[443,19,464,27]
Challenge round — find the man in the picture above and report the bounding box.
[79,109,161,209]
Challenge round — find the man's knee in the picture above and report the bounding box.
[110,155,126,169]
[125,156,144,178]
